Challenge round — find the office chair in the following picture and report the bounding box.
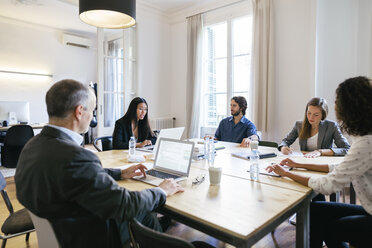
[27,211,59,248]
[129,218,215,248]
[0,171,35,248]
[93,136,113,152]
[1,125,34,168]
[258,140,278,148]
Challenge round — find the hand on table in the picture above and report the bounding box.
[159,179,184,196]
[303,150,321,158]
[266,163,288,177]
[138,140,152,148]
[280,158,300,168]
[281,146,293,155]
[121,164,147,179]
[240,138,251,147]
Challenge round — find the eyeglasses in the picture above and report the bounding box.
[192,174,205,185]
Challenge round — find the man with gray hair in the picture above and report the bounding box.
[15,79,183,248]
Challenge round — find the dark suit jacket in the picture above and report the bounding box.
[15,126,166,248]
[112,116,157,149]
[278,120,350,156]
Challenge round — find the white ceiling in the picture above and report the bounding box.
[0,0,207,35]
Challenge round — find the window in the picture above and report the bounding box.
[202,14,253,127]
[103,37,124,128]
[97,27,137,137]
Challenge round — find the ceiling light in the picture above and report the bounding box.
[79,0,136,29]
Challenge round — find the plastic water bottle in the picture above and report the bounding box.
[250,149,260,181]
[209,139,215,166]
[204,137,210,160]
[129,136,136,156]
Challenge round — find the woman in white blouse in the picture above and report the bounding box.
[278,97,350,158]
[267,76,372,248]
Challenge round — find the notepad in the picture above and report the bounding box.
[232,152,277,160]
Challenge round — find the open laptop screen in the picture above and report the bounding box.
[154,138,194,176]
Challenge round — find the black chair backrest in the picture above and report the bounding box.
[1,125,34,168]
[258,140,278,148]
[129,219,195,248]
[93,136,113,152]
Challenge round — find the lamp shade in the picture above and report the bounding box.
[79,0,136,29]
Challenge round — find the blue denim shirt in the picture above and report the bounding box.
[214,116,257,143]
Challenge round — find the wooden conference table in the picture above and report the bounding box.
[97,141,344,248]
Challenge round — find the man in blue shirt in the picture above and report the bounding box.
[215,96,258,147]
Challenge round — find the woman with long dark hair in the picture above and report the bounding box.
[267,76,372,247]
[278,97,350,157]
[113,97,156,149]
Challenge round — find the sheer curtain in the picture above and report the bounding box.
[250,0,274,135]
[186,14,203,138]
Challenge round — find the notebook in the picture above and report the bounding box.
[136,127,185,153]
[232,152,277,160]
[135,138,195,186]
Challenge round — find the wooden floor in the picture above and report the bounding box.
[1,175,356,248]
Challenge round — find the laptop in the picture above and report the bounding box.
[136,127,185,153]
[135,138,195,186]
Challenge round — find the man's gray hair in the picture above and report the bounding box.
[46,79,93,118]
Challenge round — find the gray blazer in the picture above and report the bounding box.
[278,120,350,156]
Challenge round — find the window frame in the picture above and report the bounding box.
[201,3,253,128]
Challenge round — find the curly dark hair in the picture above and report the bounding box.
[335,76,372,136]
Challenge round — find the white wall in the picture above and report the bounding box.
[136,6,172,119]
[316,0,372,122]
[315,0,358,122]
[0,17,96,124]
[169,21,187,128]
[271,0,317,147]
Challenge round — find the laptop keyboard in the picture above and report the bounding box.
[146,170,180,179]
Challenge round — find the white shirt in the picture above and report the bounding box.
[308,135,372,215]
[306,133,318,151]
[46,124,83,146]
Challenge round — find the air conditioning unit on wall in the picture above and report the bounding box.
[62,33,94,49]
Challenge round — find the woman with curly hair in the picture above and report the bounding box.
[113,97,156,149]
[267,76,372,247]
[278,97,350,158]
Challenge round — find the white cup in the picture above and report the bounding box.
[209,167,222,185]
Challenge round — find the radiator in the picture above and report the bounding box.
[150,117,175,131]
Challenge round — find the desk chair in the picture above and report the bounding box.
[93,136,113,152]
[27,211,59,248]
[0,171,34,248]
[1,125,34,168]
[129,218,215,248]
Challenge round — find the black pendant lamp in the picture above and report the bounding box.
[79,0,136,29]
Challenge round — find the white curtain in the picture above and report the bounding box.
[186,14,203,138]
[250,0,274,135]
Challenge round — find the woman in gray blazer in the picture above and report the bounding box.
[279,97,350,157]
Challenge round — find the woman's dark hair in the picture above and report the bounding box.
[335,76,372,136]
[231,96,247,115]
[123,97,154,137]
[299,97,328,140]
